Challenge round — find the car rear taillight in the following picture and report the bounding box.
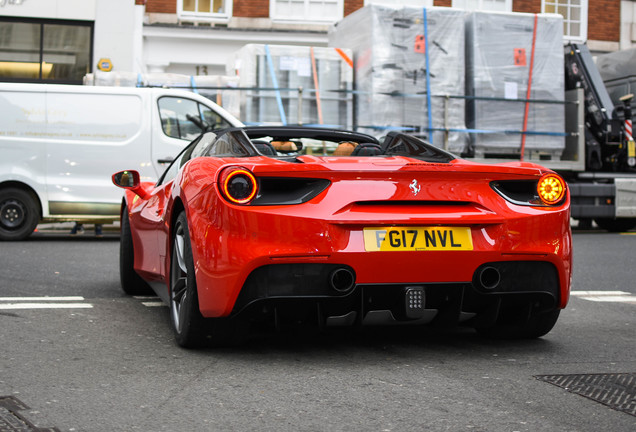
[537,173,566,205]
[491,173,567,207]
[219,167,258,205]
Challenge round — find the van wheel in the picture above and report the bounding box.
[120,205,153,295]
[0,187,40,241]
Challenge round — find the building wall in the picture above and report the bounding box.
[344,0,364,16]
[589,0,620,43]
[0,0,139,76]
[512,0,540,14]
[234,0,270,17]
[145,0,176,13]
[0,0,97,20]
[94,0,139,73]
[621,0,636,50]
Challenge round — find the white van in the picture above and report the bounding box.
[0,83,243,240]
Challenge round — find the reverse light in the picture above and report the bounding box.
[537,174,566,205]
[219,167,258,205]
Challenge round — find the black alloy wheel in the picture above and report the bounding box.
[170,211,206,347]
[119,205,153,295]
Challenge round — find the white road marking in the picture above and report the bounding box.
[0,296,93,310]
[141,302,166,307]
[133,295,167,307]
[0,303,93,310]
[0,296,86,301]
[571,291,636,304]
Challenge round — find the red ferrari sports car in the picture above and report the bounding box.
[112,126,572,347]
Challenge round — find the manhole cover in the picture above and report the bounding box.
[0,396,59,432]
[535,373,636,417]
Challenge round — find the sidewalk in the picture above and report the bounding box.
[35,221,121,236]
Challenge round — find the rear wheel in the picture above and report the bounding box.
[0,187,40,241]
[170,211,207,348]
[476,309,561,340]
[120,205,153,295]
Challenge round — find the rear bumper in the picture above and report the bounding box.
[228,260,560,329]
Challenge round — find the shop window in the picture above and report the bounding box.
[451,0,512,11]
[271,0,343,23]
[0,18,92,84]
[178,0,232,20]
[543,0,587,42]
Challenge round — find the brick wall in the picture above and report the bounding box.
[433,0,452,7]
[589,0,619,42]
[145,0,176,14]
[234,0,269,17]
[344,0,364,16]
[513,0,540,14]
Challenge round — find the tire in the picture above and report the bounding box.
[476,309,561,340]
[594,218,636,233]
[120,205,153,295]
[170,211,207,348]
[0,187,40,241]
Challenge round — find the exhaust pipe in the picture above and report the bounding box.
[329,267,356,293]
[479,266,501,290]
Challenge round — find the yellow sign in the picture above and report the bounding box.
[363,227,473,252]
[97,58,113,72]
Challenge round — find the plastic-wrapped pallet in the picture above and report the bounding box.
[465,11,565,158]
[228,44,353,128]
[329,5,468,153]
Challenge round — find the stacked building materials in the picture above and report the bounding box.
[465,11,565,158]
[83,71,241,119]
[329,5,468,153]
[227,44,354,128]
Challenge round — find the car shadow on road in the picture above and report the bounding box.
[197,323,560,360]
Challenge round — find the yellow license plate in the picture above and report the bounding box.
[363,227,473,251]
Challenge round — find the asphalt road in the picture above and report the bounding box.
[0,228,634,431]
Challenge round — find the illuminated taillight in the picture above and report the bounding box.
[219,167,258,205]
[537,174,566,205]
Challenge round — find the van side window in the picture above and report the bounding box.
[201,104,233,131]
[158,97,232,140]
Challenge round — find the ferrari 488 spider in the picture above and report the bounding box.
[112,126,572,347]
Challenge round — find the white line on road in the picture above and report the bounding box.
[133,295,167,307]
[0,303,93,310]
[570,291,636,304]
[0,296,86,301]
[141,302,166,307]
[0,296,93,310]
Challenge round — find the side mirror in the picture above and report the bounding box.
[112,170,140,188]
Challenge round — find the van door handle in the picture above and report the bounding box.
[157,158,174,164]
